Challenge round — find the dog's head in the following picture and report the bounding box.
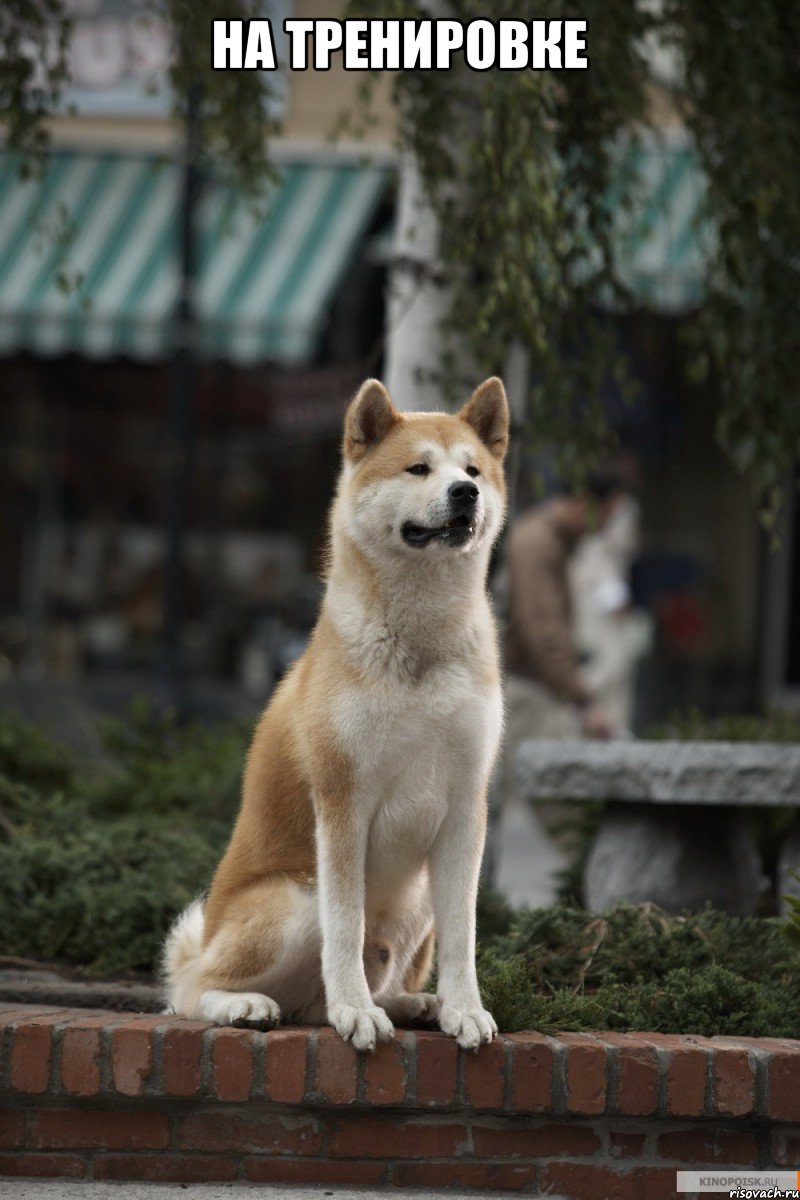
[336,377,509,562]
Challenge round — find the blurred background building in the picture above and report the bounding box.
[0,0,796,728]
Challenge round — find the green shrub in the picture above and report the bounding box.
[90,696,248,820]
[0,811,225,974]
[786,873,800,953]
[474,897,800,1037]
[0,707,74,791]
[649,707,800,743]
[0,701,245,975]
[492,902,795,990]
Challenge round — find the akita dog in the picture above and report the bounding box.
[163,376,509,1051]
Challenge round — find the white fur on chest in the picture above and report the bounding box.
[334,661,500,784]
[333,660,502,894]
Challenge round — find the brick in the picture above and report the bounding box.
[463,1035,505,1109]
[508,1033,555,1113]
[712,1047,755,1117]
[393,1161,538,1190]
[263,1028,308,1103]
[363,1034,407,1105]
[0,1153,86,1178]
[30,1109,169,1151]
[60,1027,102,1097]
[314,1029,358,1105]
[769,1050,800,1122]
[541,1162,641,1200]
[414,1031,458,1107]
[32,1006,111,1020]
[32,1008,113,1017]
[712,1035,789,1052]
[602,1034,658,1116]
[111,1024,155,1096]
[211,1027,254,1102]
[95,1154,239,1183]
[642,1166,686,1200]
[162,1022,208,1097]
[9,1016,62,1093]
[61,1011,122,1032]
[177,1110,322,1156]
[0,1004,46,1016]
[0,1005,64,1027]
[658,1127,758,1165]
[245,1158,387,1185]
[771,1128,800,1166]
[609,1130,647,1159]
[329,1116,467,1159]
[562,1033,606,1116]
[0,1107,25,1148]
[666,1043,708,1117]
[473,1121,600,1159]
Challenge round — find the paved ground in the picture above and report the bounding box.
[2,1183,553,1199]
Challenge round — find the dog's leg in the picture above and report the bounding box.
[428,794,497,1050]
[316,809,394,1051]
[382,928,439,1025]
[167,877,318,1027]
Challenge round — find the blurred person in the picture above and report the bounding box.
[570,489,653,733]
[503,468,627,745]
[488,469,628,908]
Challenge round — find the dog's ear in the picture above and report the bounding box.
[344,379,401,462]
[459,377,510,460]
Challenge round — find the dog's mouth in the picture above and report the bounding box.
[401,513,477,548]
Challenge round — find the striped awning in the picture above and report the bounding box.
[611,134,711,313]
[0,151,389,363]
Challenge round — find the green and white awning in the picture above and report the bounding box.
[611,134,711,313]
[0,151,389,363]
[0,136,708,363]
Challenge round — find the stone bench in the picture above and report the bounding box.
[516,740,800,914]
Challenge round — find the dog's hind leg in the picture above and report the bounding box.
[198,988,281,1028]
[381,926,440,1026]
[165,876,322,1027]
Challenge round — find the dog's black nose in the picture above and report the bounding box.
[448,480,479,509]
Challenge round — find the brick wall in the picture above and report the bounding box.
[1,1003,799,1197]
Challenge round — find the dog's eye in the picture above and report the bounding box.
[406,463,430,476]
[466,465,480,478]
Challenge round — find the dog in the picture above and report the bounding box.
[163,376,509,1051]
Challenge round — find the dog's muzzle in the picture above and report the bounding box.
[401,482,480,548]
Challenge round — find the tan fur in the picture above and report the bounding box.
[403,928,436,994]
[164,377,509,1050]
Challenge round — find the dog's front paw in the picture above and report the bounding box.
[329,1003,394,1051]
[438,1001,497,1050]
[384,992,440,1025]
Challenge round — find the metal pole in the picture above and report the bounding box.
[159,82,202,713]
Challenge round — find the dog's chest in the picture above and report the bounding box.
[333,661,501,877]
[336,659,495,779]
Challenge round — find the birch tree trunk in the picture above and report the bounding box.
[383,151,452,412]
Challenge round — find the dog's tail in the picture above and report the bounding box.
[161,898,206,1014]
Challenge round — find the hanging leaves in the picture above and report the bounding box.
[350,1,800,513]
[0,0,72,166]
[348,0,655,482]
[662,0,800,527]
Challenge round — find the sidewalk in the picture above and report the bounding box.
[3,1184,536,1199]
